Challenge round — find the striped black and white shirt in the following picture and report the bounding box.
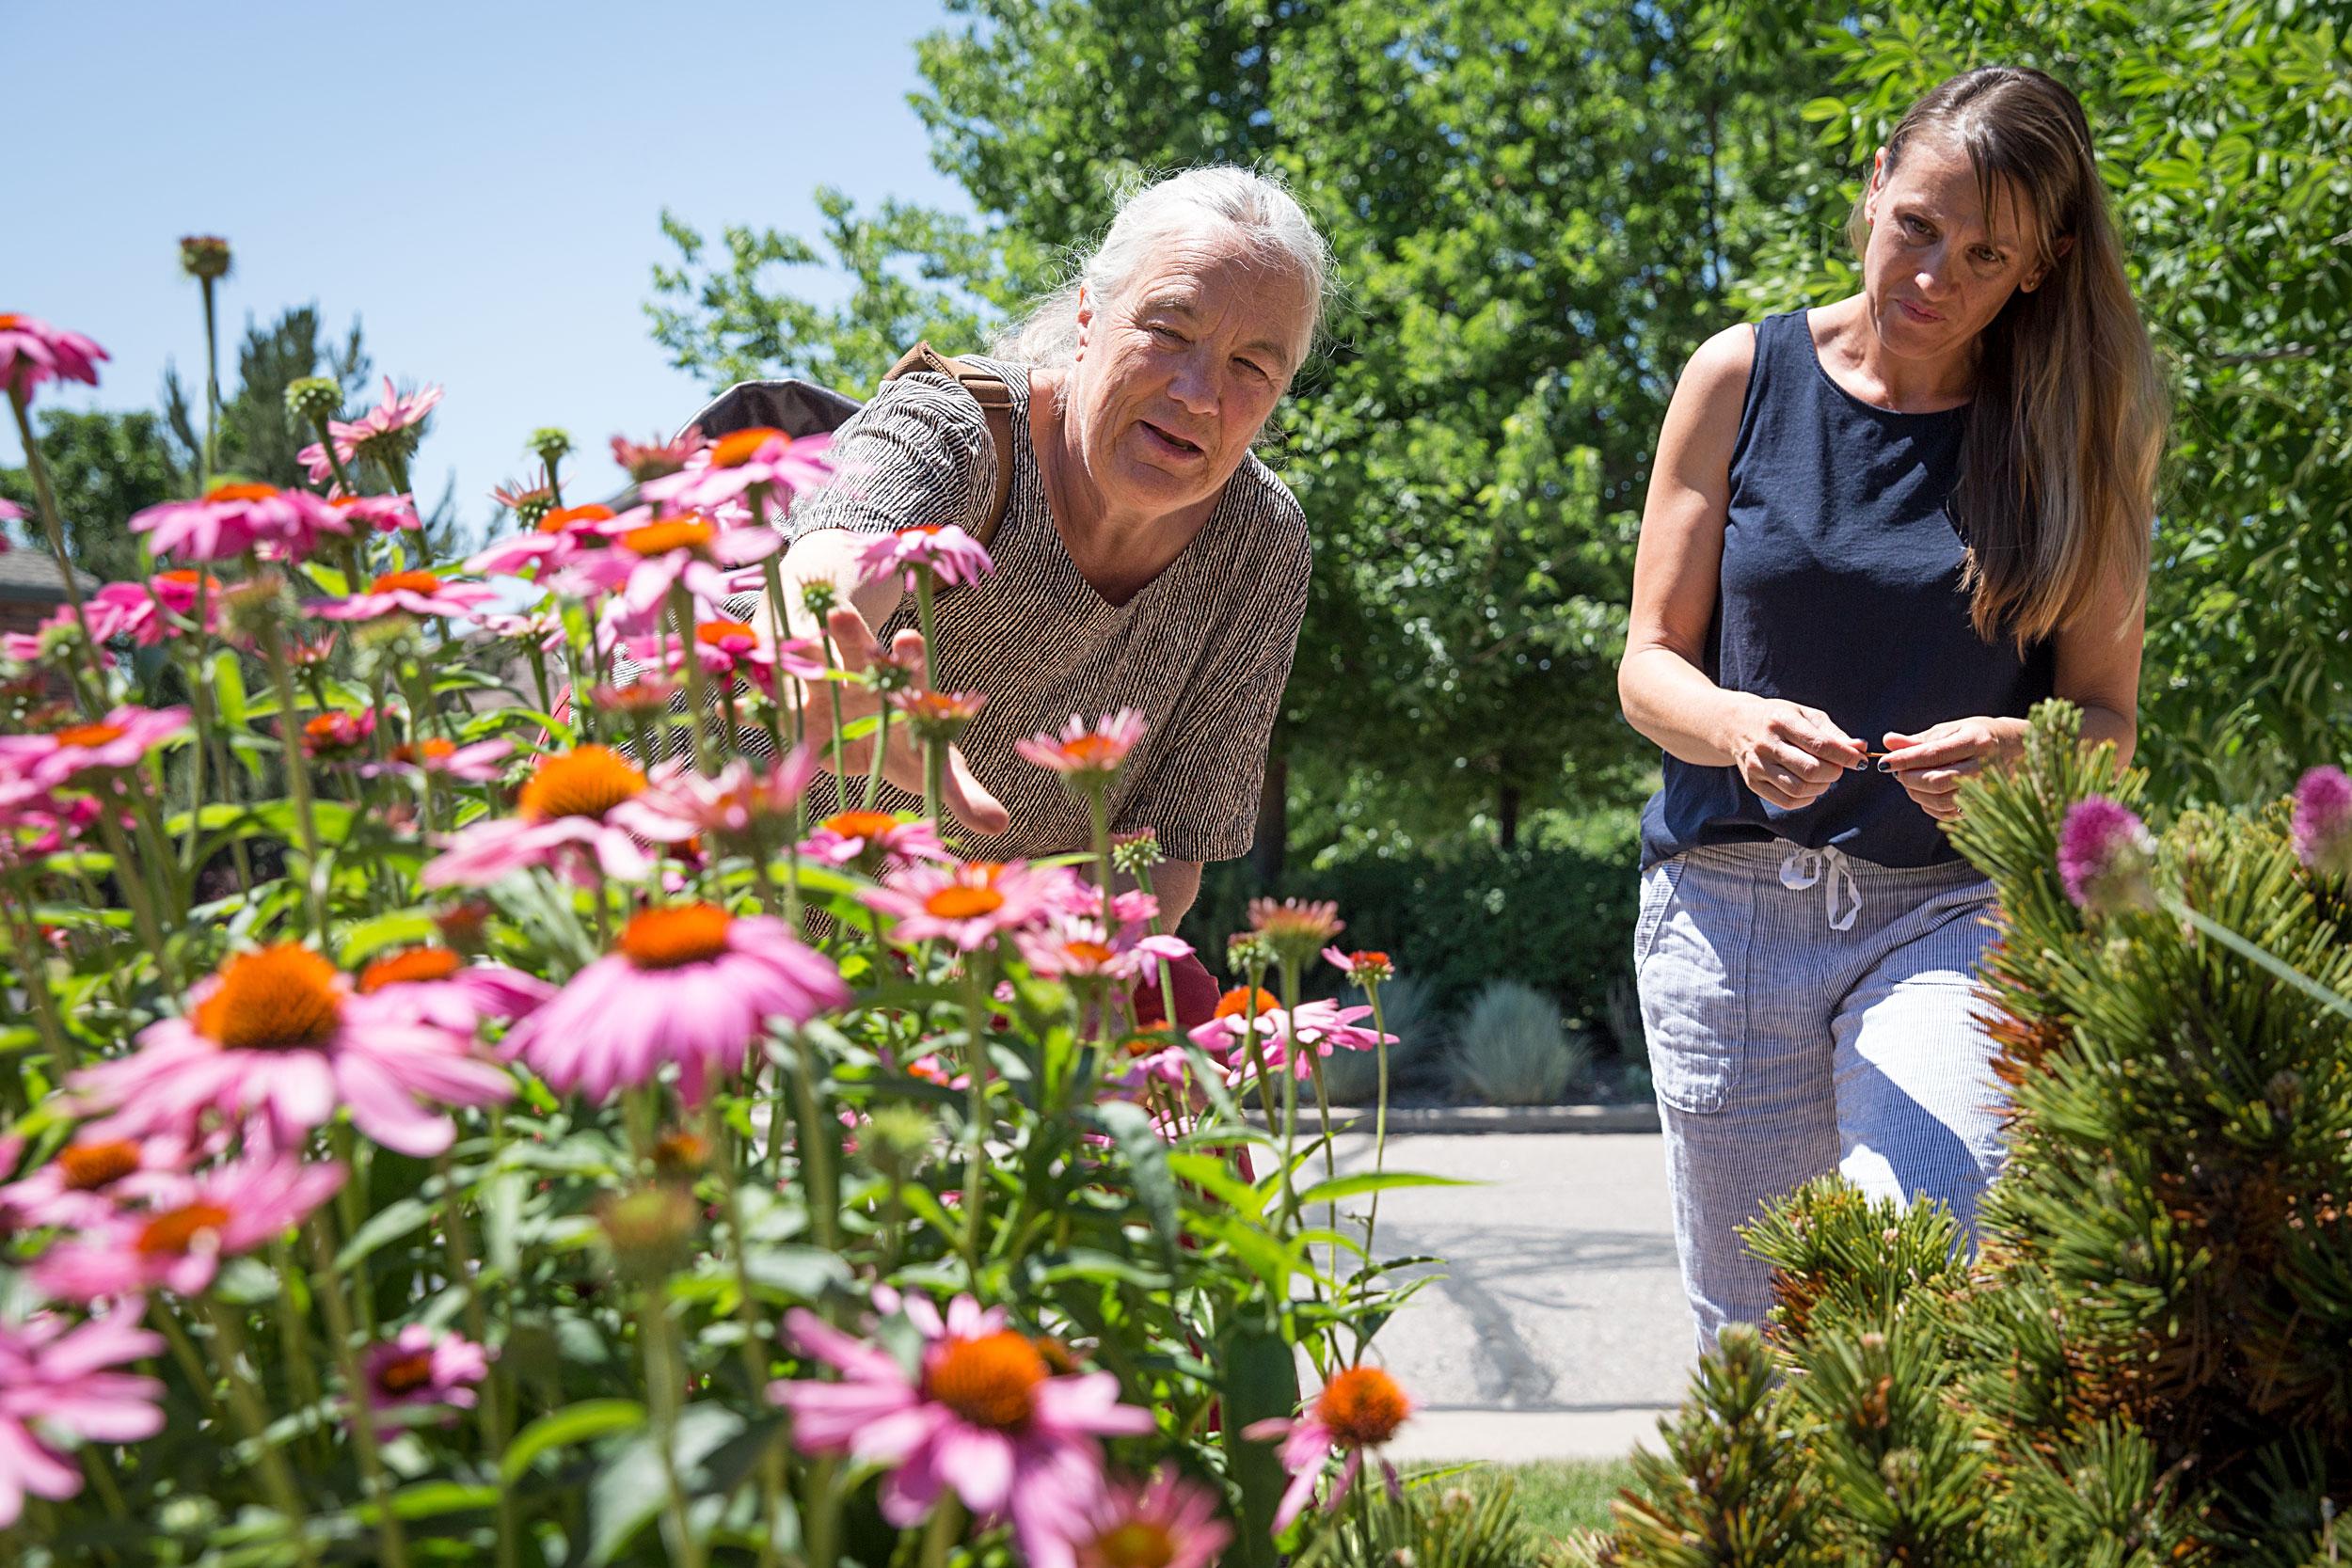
[722,357,1311,865]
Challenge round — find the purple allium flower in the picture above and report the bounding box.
[2058,796,2157,915]
[2291,766,2352,879]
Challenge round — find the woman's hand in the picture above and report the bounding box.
[1726,695,1868,810]
[1880,716,2027,822]
[800,606,1010,836]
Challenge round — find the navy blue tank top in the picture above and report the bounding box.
[1639,309,2057,871]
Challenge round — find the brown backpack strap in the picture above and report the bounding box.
[882,341,1016,550]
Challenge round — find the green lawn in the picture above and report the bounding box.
[1410,1456,1641,1541]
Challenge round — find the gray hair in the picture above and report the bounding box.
[993,166,1332,373]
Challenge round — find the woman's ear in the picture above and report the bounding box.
[1863,146,1890,225]
[1073,286,1094,362]
[2022,233,2076,293]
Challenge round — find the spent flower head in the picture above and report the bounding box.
[1110,830,1163,878]
[526,427,572,467]
[1248,897,1345,970]
[178,235,233,281]
[283,375,341,426]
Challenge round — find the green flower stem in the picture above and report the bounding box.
[432,1151,516,1568]
[305,412,360,501]
[914,567,939,672]
[638,1280,707,1568]
[266,1239,325,1448]
[152,1303,224,1425]
[261,625,328,939]
[8,389,112,697]
[2163,893,2352,1022]
[1274,962,1304,1235]
[1360,979,1393,1322]
[1088,786,1115,929]
[1235,965,1282,1129]
[2,892,74,1075]
[962,960,993,1286]
[802,1456,843,1568]
[668,582,716,776]
[922,732,944,830]
[787,1026,841,1249]
[201,1296,324,1568]
[815,629,851,793]
[304,1223,411,1568]
[918,1495,964,1568]
[199,275,221,488]
[90,795,177,993]
[702,1095,787,1568]
[327,1124,376,1336]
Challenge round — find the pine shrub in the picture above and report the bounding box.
[1586,702,2352,1563]
[1451,979,1591,1105]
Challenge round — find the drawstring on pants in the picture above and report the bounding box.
[1781,843,1862,931]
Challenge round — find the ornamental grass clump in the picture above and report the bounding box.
[1579,701,2352,1566]
[0,263,1431,1567]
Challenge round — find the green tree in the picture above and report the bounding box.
[0,407,178,581]
[163,304,371,490]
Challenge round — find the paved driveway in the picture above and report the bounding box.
[1323,1131,1695,1462]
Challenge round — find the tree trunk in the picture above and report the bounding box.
[1498,783,1521,850]
[1250,745,1289,889]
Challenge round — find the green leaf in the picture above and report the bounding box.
[212,649,250,730]
[501,1399,646,1485]
[1089,1100,1180,1262]
[335,1197,432,1271]
[1220,1319,1301,1568]
[1294,1170,1477,1208]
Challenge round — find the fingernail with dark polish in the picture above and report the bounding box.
[1876,757,1893,772]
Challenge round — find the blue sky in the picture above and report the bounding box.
[8,0,975,533]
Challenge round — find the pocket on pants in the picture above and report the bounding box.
[1634,857,1748,1116]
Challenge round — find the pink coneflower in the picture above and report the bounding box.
[351,945,553,1035]
[612,430,704,483]
[855,523,994,593]
[0,1133,193,1232]
[130,481,350,562]
[1015,710,1148,786]
[1059,1466,1232,1568]
[300,377,443,482]
[301,707,378,761]
[800,809,951,872]
[469,501,633,577]
[313,568,501,623]
[2058,796,2157,915]
[1248,898,1344,966]
[476,604,568,653]
[1244,1365,1413,1531]
[1016,914,1193,985]
[1323,948,1395,986]
[863,859,1076,951]
[611,750,820,847]
[28,1152,345,1302]
[329,493,422,533]
[558,512,780,625]
[106,569,225,645]
[0,1307,164,1527]
[69,942,514,1158]
[0,705,189,790]
[360,1325,489,1437]
[0,313,107,404]
[357,735,514,784]
[421,745,657,888]
[1190,996,1391,1085]
[503,903,849,1103]
[2292,766,2352,878]
[889,688,987,746]
[620,617,784,687]
[771,1292,1153,1568]
[642,426,834,516]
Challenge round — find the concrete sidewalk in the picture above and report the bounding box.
[1318,1131,1695,1463]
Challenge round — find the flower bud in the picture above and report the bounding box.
[861,1103,935,1176]
[527,427,573,467]
[220,572,296,645]
[178,235,232,281]
[2291,765,2352,879]
[596,1184,699,1277]
[284,376,342,427]
[2058,796,2158,916]
[1110,830,1163,877]
[800,579,838,617]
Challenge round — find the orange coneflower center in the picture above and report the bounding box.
[619,516,715,557]
[1063,939,1118,969]
[1055,735,1125,768]
[192,943,343,1053]
[619,904,733,971]
[696,620,756,647]
[1214,987,1280,1020]
[157,569,220,593]
[368,569,441,596]
[57,1139,142,1191]
[537,502,615,534]
[653,1131,709,1176]
[516,746,646,820]
[204,482,278,503]
[822,811,900,842]
[710,427,785,467]
[54,722,125,749]
[924,884,1005,920]
[1313,1366,1409,1449]
[357,945,464,993]
[1092,1521,1179,1568]
[374,1350,437,1396]
[137,1201,232,1256]
[391,737,457,766]
[923,1331,1046,1431]
[0,314,21,330]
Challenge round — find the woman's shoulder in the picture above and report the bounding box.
[1230,453,1311,555]
[1680,319,1763,396]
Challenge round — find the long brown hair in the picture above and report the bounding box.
[1850,67,2166,647]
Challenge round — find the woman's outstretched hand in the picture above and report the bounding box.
[1724,695,1867,811]
[799,606,1011,837]
[1880,716,2028,822]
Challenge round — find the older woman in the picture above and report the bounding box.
[755,166,1327,940]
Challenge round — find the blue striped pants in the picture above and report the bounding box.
[1632,840,2010,1353]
